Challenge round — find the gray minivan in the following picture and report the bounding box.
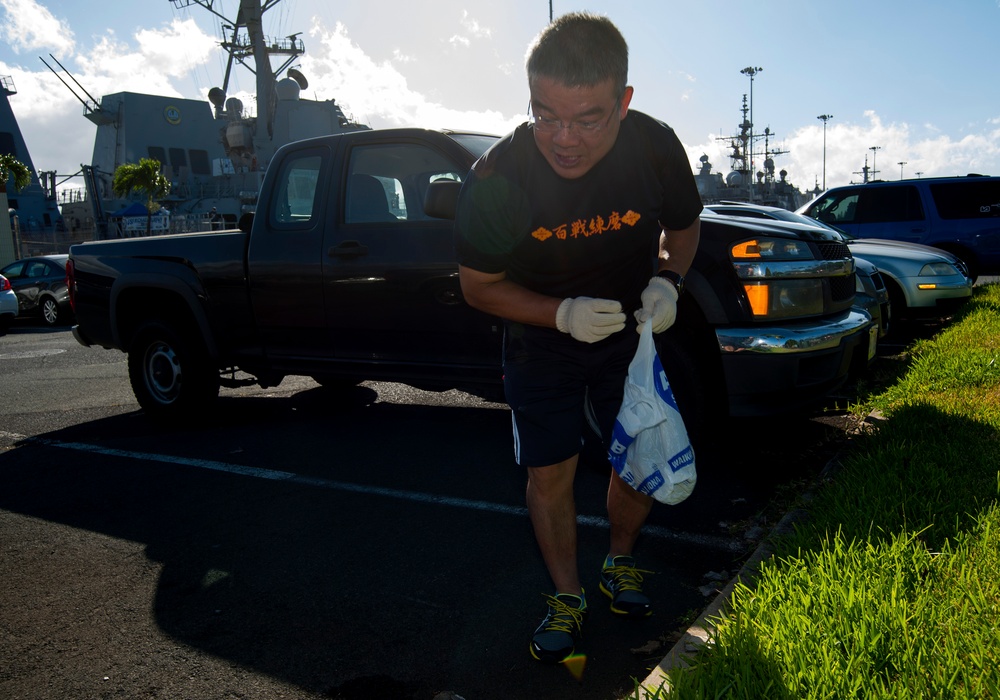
[798,175,1000,279]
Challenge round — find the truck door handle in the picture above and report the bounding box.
[328,241,369,258]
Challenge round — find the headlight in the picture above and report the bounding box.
[919,262,959,276]
[731,237,815,261]
[743,279,826,318]
[731,237,828,318]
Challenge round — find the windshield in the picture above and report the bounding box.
[449,133,500,159]
[768,209,852,238]
[707,204,853,240]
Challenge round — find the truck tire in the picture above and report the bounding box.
[128,319,220,420]
[655,325,724,448]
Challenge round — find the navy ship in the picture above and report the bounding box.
[693,92,812,210]
[48,0,368,240]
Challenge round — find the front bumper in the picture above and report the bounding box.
[716,309,875,416]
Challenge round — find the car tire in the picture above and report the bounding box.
[40,296,63,326]
[883,278,908,323]
[128,318,220,420]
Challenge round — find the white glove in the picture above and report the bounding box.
[555,297,626,343]
[634,276,679,333]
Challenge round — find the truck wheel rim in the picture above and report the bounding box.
[145,342,181,403]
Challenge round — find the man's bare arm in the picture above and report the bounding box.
[657,218,701,275]
[458,265,563,328]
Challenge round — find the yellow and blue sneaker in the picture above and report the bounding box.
[599,555,652,618]
[529,591,587,663]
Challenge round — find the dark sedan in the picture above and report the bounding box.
[0,254,73,326]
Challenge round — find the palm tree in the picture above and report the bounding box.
[0,153,31,194]
[111,158,171,235]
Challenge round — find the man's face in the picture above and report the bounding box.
[528,76,633,180]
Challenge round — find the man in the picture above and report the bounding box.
[209,207,222,231]
[454,12,702,664]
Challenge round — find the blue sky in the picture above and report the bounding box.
[1,0,998,196]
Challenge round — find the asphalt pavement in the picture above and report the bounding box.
[0,322,855,699]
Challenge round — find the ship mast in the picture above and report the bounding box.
[168,0,304,157]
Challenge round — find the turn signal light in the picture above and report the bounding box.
[732,240,762,259]
[744,283,769,316]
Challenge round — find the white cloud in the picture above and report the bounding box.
[74,34,182,98]
[3,13,222,177]
[446,11,491,51]
[392,48,414,63]
[134,19,217,78]
[302,20,519,134]
[460,11,492,39]
[0,0,74,57]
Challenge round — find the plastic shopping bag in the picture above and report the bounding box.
[608,322,696,505]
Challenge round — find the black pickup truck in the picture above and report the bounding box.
[68,127,875,433]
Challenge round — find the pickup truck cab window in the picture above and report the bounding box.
[345,143,466,224]
[272,152,323,225]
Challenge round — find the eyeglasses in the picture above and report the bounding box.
[528,101,620,135]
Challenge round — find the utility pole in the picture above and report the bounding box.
[898,161,907,180]
[817,114,833,190]
[741,67,763,184]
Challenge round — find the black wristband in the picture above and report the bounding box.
[656,269,685,296]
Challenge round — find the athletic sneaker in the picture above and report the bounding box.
[600,555,652,618]
[529,592,587,663]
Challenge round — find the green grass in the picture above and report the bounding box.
[631,284,1000,699]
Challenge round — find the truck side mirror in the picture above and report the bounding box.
[423,180,462,220]
[238,212,254,232]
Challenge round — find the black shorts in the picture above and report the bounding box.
[503,325,639,468]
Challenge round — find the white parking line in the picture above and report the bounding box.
[1,431,743,552]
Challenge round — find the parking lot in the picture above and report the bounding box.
[1,324,861,699]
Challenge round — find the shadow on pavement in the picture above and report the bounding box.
[0,383,852,699]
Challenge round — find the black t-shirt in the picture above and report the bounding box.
[454,110,702,318]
